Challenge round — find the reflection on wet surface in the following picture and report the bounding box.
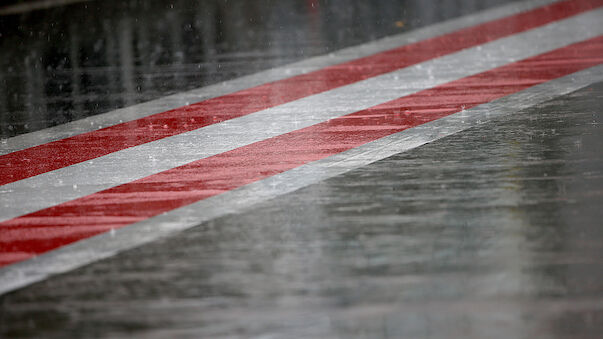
[0,0,511,138]
[1,81,601,338]
[1,1,602,338]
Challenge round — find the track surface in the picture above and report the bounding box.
[1,0,602,338]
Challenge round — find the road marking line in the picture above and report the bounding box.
[1,35,601,269]
[0,0,559,154]
[1,8,602,223]
[1,0,600,185]
[1,0,603,295]
[0,0,93,16]
[0,61,600,296]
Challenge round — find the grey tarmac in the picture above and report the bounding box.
[1,0,602,338]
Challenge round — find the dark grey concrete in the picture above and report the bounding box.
[2,0,602,337]
[0,0,512,138]
[1,79,601,338]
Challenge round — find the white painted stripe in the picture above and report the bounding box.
[0,0,93,16]
[0,0,557,155]
[0,64,599,296]
[1,9,601,223]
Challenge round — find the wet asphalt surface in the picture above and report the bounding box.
[1,0,603,338]
[0,0,512,138]
[1,80,602,338]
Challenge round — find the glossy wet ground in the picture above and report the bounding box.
[0,0,511,138]
[1,1,602,338]
[2,80,602,339]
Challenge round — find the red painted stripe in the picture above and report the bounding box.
[1,0,601,186]
[1,36,602,267]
